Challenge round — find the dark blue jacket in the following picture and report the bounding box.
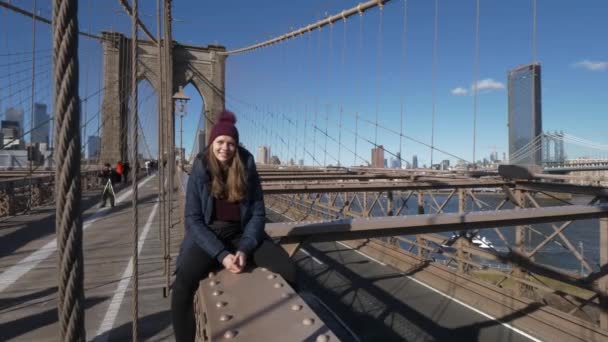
[177,146,266,268]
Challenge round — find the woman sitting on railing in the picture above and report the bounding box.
[171,110,295,342]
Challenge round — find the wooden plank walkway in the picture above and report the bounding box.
[0,175,183,341]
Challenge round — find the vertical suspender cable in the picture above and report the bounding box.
[130,0,139,339]
[156,0,165,249]
[532,0,537,64]
[374,4,383,147]
[164,0,173,296]
[338,17,347,167]
[53,0,85,340]
[28,0,37,210]
[399,0,408,167]
[313,28,321,165]
[82,1,90,165]
[324,23,333,167]
[430,0,439,167]
[354,13,363,166]
[472,0,480,166]
[531,0,537,165]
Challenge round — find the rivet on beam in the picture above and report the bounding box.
[267,274,277,280]
[216,301,227,308]
[212,290,223,296]
[223,330,237,339]
[316,335,329,342]
[210,280,220,286]
[220,314,232,322]
[291,304,303,311]
[274,283,284,289]
[302,318,315,326]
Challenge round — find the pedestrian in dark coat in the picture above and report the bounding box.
[171,110,295,342]
[98,163,115,207]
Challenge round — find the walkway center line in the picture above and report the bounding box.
[0,175,155,293]
[94,201,159,341]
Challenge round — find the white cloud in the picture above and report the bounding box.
[472,78,505,92]
[451,87,468,96]
[451,78,505,96]
[573,60,608,71]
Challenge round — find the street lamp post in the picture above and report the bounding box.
[172,86,190,165]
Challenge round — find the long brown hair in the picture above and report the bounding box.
[205,147,246,202]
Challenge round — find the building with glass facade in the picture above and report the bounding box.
[507,63,542,165]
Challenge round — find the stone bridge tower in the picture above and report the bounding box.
[99,31,226,165]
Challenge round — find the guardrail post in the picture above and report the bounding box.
[31,183,42,207]
[458,189,466,273]
[417,191,425,257]
[514,189,526,297]
[387,190,393,216]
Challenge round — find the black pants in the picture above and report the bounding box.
[171,233,296,342]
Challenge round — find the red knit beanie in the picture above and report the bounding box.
[208,110,239,145]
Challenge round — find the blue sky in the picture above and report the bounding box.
[1,0,607,166]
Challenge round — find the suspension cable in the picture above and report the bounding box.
[222,0,392,55]
[117,0,157,43]
[27,0,37,211]
[53,0,85,339]
[0,0,101,40]
[354,13,363,166]
[324,22,333,166]
[472,0,480,166]
[374,3,383,147]
[338,16,347,166]
[130,0,140,339]
[430,0,439,166]
[399,0,408,167]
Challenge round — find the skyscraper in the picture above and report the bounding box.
[412,154,418,169]
[508,63,542,165]
[257,145,270,164]
[371,145,384,168]
[395,152,402,168]
[87,135,101,160]
[4,107,24,136]
[192,129,206,157]
[32,103,50,145]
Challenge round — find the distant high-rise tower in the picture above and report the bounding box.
[395,152,402,168]
[4,107,24,136]
[257,145,270,164]
[371,145,384,168]
[87,136,101,160]
[412,154,418,169]
[191,129,206,158]
[32,103,50,145]
[508,63,542,165]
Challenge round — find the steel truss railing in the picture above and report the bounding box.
[261,173,608,331]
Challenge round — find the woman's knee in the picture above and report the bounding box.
[174,246,216,291]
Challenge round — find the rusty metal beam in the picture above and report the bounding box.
[517,181,608,197]
[262,179,507,194]
[266,204,608,243]
[261,174,413,181]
